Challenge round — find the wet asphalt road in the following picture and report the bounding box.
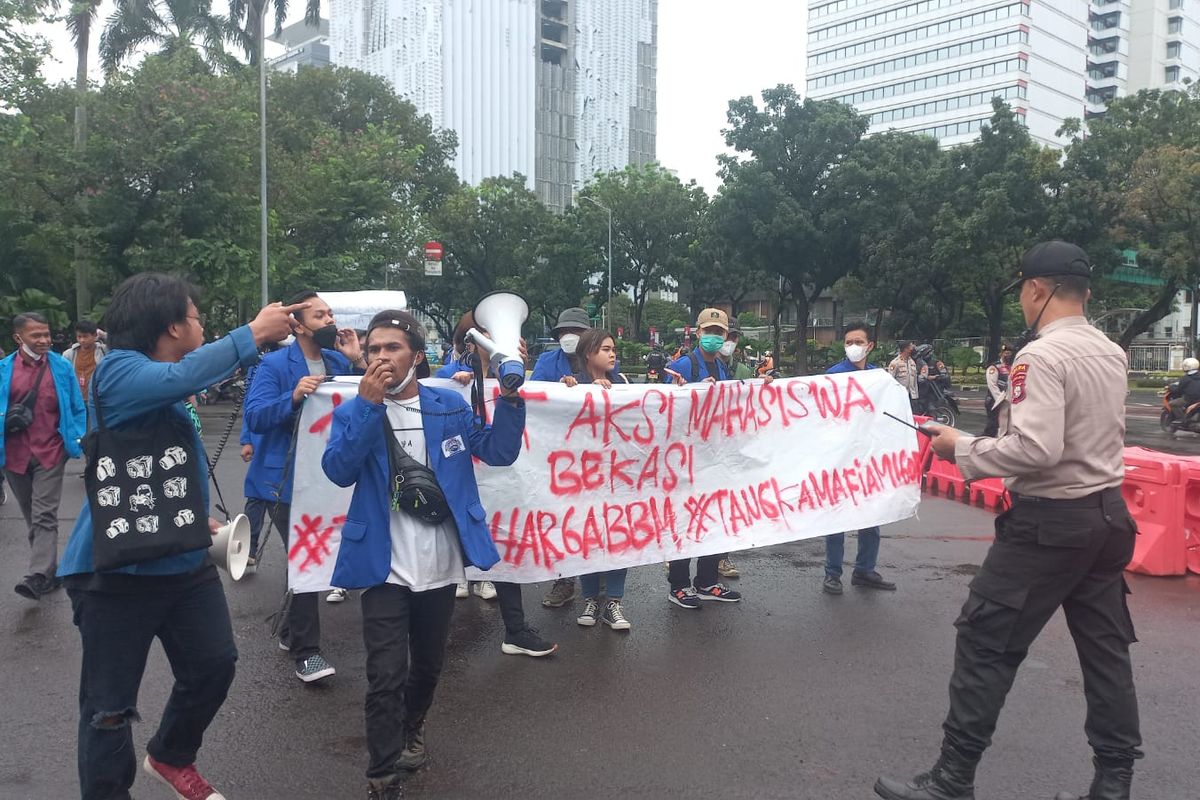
[1,405,1198,800]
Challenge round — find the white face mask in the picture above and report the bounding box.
[845,344,869,364]
[389,363,418,394]
[18,340,42,361]
[719,340,736,358]
[559,333,580,355]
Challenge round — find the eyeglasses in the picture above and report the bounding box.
[187,314,205,326]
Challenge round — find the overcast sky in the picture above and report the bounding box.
[33,1,808,195]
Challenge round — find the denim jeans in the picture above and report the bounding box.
[361,583,456,780]
[68,573,237,800]
[580,569,627,599]
[824,527,881,577]
[494,581,528,635]
[242,496,272,552]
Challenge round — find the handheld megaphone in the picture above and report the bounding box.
[210,514,251,581]
[467,291,529,391]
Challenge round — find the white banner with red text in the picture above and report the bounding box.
[286,371,922,592]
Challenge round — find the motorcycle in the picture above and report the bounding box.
[920,377,960,427]
[1159,381,1200,435]
[646,350,666,384]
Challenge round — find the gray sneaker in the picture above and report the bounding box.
[295,654,336,683]
[542,578,578,608]
[396,723,427,771]
[823,575,843,595]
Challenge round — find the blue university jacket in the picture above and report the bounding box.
[825,358,879,374]
[321,385,525,589]
[434,352,472,379]
[59,327,260,577]
[662,352,731,383]
[243,342,352,504]
[0,351,86,468]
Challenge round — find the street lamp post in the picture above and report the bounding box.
[258,2,269,306]
[582,196,612,331]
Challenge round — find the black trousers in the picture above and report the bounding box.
[267,501,322,662]
[494,581,528,635]
[69,573,237,800]
[361,583,456,780]
[668,554,724,591]
[942,489,1142,766]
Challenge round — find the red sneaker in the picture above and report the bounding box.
[143,754,226,800]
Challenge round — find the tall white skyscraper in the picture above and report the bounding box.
[806,0,1090,147]
[327,0,657,210]
[1086,0,1200,116]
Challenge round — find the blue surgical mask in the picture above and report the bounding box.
[699,334,725,354]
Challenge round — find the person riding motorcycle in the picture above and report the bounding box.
[1169,357,1200,421]
[646,348,666,383]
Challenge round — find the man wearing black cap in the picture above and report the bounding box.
[875,242,1141,800]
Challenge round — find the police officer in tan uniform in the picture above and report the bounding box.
[875,242,1141,800]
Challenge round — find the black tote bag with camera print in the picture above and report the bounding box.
[84,376,211,571]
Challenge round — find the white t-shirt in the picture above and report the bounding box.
[305,356,326,376]
[383,396,465,591]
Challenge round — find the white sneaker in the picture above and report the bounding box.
[473,581,498,600]
[455,582,469,599]
[326,588,348,604]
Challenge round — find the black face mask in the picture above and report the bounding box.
[311,323,338,350]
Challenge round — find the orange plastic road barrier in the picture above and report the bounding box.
[1123,448,1188,577]
[967,476,1011,513]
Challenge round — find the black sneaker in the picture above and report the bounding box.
[14,576,40,601]
[367,775,403,800]
[396,724,427,771]
[668,587,701,609]
[823,575,843,595]
[295,654,336,683]
[694,582,742,603]
[852,571,897,591]
[501,627,558,657]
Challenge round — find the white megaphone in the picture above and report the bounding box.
[210,514,251,581]
[467,291,529,391]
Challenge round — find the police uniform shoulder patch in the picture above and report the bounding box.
[1010,363,1029,405]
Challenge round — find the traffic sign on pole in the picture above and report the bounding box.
[424,241,444,277]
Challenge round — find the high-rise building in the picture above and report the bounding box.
[806,0,1090,147]
[268,19,332,73]
[327,0,657,210]
[1086,0,1200,117]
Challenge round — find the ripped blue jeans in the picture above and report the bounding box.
[68,571,237,800]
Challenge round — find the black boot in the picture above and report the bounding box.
[395,722,427,771]
[1055,757,1133,800]
[874,746,977,800]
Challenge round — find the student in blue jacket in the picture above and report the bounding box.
[434,311,477,383]
[57,273,303,800]
[321,310,525,799]
[822,321,897,596]
[243,290,365,684]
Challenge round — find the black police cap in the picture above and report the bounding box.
[1003,240,1093,293]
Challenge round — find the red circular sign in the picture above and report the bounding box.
[424,241,444,260]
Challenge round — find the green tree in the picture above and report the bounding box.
[933,100,1060,360]
[405,175,551,340]
[716,86,867,373]
[1058,85,1200,347]
[1118,144,1200,350]
[100,0,232,74]
[577,164,706,340]
[830,130,957,341]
